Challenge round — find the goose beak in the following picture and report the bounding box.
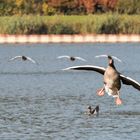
[109,59,113,65]
[108,56,113,65]
[107,55,112,60]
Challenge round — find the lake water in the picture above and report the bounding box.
[0,43,140,140]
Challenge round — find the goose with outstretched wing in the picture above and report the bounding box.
[9,55,37,64]
[63,55,140,105]
[57,55,86,62]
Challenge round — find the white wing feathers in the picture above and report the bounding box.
[9,56,36,64]
[95,54,122,63]
[9,56,22,61]
[26,57,36,64]
[63,65,105,75]
[57,55,86,61]
[57,55,70,59]
[75,57,87,61]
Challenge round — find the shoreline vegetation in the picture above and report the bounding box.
[0,14,140,35]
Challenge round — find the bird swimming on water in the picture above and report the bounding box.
[9,55,37,64]
[86,105,99,116]
[57,55,86,62]
[63,55,140,105]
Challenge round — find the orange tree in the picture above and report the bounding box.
[47,0,80,14]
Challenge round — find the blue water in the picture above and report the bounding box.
[0,43,140,140]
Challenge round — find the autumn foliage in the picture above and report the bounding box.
[0,0,140,15]
[47,0,118,14]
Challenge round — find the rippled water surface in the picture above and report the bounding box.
[0,43,140,140]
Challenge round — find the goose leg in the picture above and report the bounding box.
[97,87,105,96]
[114,91,122,105]
[115,97,122,105]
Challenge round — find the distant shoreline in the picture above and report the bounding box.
[0,34,140,44]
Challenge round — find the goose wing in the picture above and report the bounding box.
[63,65,105,75]
[57,55,70,59]
[92,105,99,114]
[120,74,140,91]
[26,57,36,64]
[9,56,22,61]
[75,57,87,62]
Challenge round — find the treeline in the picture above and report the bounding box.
[0,0,50,16]
[0,0,140,15]
[0,15,140,34]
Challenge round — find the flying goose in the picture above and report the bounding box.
[86,105,99,116]
[63,55,140,105]
[95,54,122,63]
[57,55,86,62]
[9,55,37,64]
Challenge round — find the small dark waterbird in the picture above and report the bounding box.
[63,55,140,105]
[86,105,99,116]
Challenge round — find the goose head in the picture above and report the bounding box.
[107,55,117,69]
[87,105,92,110]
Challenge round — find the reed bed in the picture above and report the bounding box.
[0,14,140,34]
